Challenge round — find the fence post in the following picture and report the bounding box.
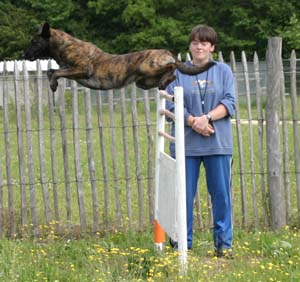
[266,37,286,230]
[290,50,300,225]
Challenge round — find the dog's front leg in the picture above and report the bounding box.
[47,69,58,92]
[47,68,92,92]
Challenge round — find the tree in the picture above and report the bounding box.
[0,2,36,60]
[1,0,300,60]
[22,0,73,25]
[87,0,194,54]
[276,14,300,52]
[0,0,73,60]
[207,0,300,59]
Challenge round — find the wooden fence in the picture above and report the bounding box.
[0,38,299,237]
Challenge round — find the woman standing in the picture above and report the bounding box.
[166,24,235,258]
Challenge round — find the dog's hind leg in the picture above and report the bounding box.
[158,71,176,90]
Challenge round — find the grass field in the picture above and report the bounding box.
[0,225,299,281]
[0,89,300,281]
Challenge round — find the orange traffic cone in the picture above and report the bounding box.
[154,219,165,250]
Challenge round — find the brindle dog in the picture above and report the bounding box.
[24,22,215,92]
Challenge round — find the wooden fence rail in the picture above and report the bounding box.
[0,38,300,237]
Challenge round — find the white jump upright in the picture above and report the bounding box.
[154,87,187,267]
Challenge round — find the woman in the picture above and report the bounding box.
[166,24,235,258]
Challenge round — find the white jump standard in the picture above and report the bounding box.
[154,87,187,267]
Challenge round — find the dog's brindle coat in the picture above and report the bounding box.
[24,23,215,92]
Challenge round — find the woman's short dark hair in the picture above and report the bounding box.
[188,25,217,46]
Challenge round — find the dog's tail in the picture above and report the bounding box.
[175,60,215,75]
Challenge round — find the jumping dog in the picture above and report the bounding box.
[24,22,215,92]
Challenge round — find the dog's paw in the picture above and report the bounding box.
[49,79,58,92]
[47,69,55,80]
[47,70,58,92]
[159,74,176,90]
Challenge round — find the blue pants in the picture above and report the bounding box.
[185,155,233,250]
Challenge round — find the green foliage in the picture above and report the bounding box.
[1,0,300,60]
[0,0,73,60]
[121,0,156,28]
[186,0,300,58]
[23,0,74,25]
[111,17,188,53]
[0,2,39,60]
[87,0,191,53]
[276,14,300,51]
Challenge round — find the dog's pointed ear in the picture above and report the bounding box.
[39,22,51,39]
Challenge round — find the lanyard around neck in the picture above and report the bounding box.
[195,70,209,114]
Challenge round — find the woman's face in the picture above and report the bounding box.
[189,39,215,64]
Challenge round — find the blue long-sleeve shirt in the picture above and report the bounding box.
[166,60,236,157]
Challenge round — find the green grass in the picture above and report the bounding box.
[1,91,299,231]
[0,225,299,281]
[0,88,158,230]
[0,89,300,281]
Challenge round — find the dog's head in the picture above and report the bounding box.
[24,22,51,61]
